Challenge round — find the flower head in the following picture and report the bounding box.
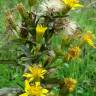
[40,0,64,14]
[63,0,83,10]
[36,24,47,35]
[64,78,77,92]
[20,81,48,96]
[36,24,47,43]
[64,21,78,35]
[82,32,96,48]
[66,46,81,60]
[23,66,47,82]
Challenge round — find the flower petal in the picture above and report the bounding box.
[23,73,33,78]
[19,93,28,96]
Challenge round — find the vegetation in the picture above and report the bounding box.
[0,0,96,96]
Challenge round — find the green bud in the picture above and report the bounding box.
[16,3,26,18]
[28,0,37,7]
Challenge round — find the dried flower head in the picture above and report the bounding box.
[40,0,64,14]
[64,21,78,35]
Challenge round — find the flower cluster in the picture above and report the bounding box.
[20,65,48,96]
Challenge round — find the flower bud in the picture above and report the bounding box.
[16,3,26,17]
[5,11,16,30]
[28,0,37,7]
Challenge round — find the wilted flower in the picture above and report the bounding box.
[64,78,77,92]
[20,81,48,96]
[82,32,96,48]
[40,0,64,14]
[20,23,28,38]
[23,66,47,81]
[63,0,83,10]
[64,21,78,35]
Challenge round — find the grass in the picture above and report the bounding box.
[0,0,96,96]
[70,7,96,32]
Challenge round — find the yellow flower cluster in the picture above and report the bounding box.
[63,0,83,10]
[66,46,81,60]
[82,32,96,48]
[64,78,77,92]
[20,66,48,96]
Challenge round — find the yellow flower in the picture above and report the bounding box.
[36,24,47,36]
[23,66,47,81]
[30,82,48,96]
[67,46,81,60]
[63,0,83,10]
[19,80,31,96]
[83,32,96,48]
[36,24,47,43]
[64,78,77,92]
[20,81,48,96]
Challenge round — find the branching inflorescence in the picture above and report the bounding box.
[5,0,96,96]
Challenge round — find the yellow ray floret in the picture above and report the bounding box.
[63,0,83,10]
[23,66,47,81]
[20,80,48,96]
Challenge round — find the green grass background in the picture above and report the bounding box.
[0,0,96,96]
